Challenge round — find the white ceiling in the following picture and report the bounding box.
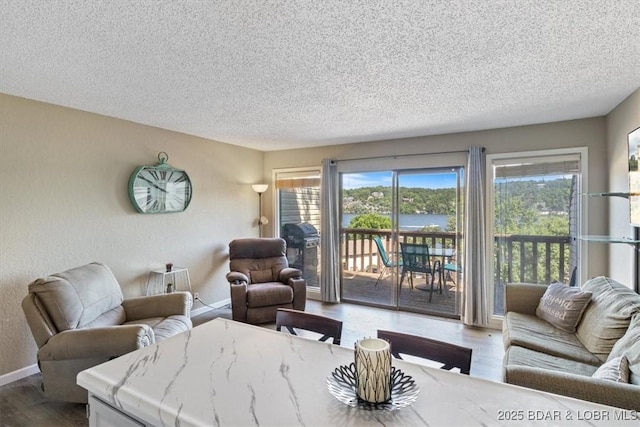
[1,1,639,152]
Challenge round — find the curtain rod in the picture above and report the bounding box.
[333,147,483,163]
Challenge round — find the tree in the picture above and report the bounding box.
[348,213,391,230]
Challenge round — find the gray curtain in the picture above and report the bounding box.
[320,159,340,302]
[463,146,489,326]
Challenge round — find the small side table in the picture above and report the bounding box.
[145,267,192,295]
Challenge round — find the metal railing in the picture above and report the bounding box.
[341,228,572,284]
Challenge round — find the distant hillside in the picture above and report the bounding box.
[343,186,457,215]
[343,178,572,218]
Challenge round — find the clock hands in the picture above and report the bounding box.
[138,175,168,193]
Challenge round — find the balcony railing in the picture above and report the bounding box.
[494,234,572,284]
[341,228,572,284]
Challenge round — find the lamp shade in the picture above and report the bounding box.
[252,184,269,194]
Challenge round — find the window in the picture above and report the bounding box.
[275,168,321,288]
[487,149,586,317]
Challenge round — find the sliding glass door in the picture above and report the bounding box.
[396,169,462,317]
[341,171,396,306]
[340,166,463,318]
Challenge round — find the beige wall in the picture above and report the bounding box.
[1,90,632,380]
[264,117,610,282]
[0,94,263,377]
[605,88,640,287]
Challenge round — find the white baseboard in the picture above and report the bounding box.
[190,297,231,317]
[0,363,39,387]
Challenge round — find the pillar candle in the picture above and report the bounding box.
[354,338,392,403]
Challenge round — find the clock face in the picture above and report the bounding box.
[128,166,192,213]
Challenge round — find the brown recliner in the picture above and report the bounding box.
[22,262,192,403]
[227,238,306,324]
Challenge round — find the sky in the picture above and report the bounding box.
[342,171,458,189]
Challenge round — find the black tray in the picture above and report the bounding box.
[326,363,420,411]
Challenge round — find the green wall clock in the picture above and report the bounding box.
[128,152,192,214]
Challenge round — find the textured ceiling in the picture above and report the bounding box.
[1,1,639,152]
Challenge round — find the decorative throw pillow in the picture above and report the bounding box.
[535,282,592,333]
[592,356,630,383]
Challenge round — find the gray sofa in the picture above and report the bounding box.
[22,262,193,403]
[502,276,640,410]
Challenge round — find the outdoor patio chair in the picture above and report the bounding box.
[276,308,343,344]
[400,241,443,301]
[372,235,402,286]
[378,329,472,374]
[443,262,462,284]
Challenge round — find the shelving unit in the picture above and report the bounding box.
[581,192,640,292]
[577,235,640,246]
[145,267,192,296]
[581,192,638,199]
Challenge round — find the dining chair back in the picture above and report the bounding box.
[276,308,343,345]
[377,329,472,374]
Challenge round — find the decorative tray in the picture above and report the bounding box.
[326,363,420,411]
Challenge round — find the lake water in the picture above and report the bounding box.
[342,213,449,231]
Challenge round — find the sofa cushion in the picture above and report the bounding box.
[592,356,630,383]
[503,312,601,365]
[28,263,124,332]
[535,282,592,333]
[504,345,599,377]
[608,314,640,385]
[246,282,293,308]
[576,276,640,362]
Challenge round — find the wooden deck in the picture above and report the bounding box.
[341,269,461,318]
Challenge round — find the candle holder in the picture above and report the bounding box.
[354,338,392,403]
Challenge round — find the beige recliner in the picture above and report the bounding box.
[227,238,306,324]
[22,262,193,403]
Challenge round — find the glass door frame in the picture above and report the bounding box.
[394,167,464,318]
[337,153,466,317]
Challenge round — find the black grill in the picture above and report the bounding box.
[282,222,319,286]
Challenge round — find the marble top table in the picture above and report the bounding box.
[78,318,631,426]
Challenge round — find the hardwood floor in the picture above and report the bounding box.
[191,299,505,382]
[0,374,87,427]
[304,300,504,381]
[0,300,504,426]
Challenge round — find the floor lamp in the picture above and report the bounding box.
[252,184,269,237]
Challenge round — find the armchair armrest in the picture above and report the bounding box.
[38,325,154,361]
[230,281,248,321]
[504,283,548,315]
[289,277,306,311]
[123,292,192,321]
[504,365,640,411]
[280,267,302,282]
[227,271,249,284]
